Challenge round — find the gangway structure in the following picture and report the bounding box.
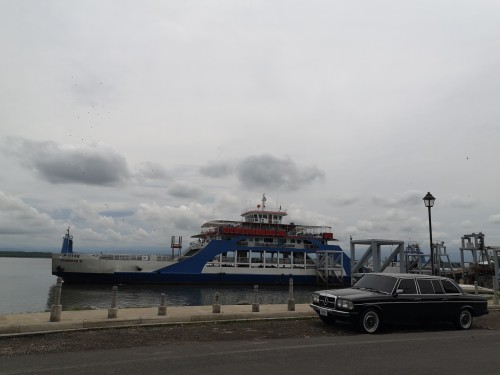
[434,241,455,278]
[349,239,404,284]
[404,242,425,273]
[460,232,493,285]
[315,249,345,287]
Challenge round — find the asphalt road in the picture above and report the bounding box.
[2,329,500,374]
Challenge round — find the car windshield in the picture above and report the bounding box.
[352,274,397,294]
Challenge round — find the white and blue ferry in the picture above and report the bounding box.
[52,195,351,285]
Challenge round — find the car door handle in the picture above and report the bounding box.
[413,297,421,301]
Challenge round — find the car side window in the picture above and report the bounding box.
[417,279,434,294]
[431,280,444,294]
[398,278,417,294]
[442,280,460,294]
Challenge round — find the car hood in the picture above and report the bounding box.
[320,288,380,300]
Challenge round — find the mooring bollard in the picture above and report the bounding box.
[158,293,167,316]
[493,276,499,306]
[108,286,118,319]
[288,277,295,311]
[474,281,478,295]
[252,285,259,312]
[212,292,221,313]
[49,277,63,322]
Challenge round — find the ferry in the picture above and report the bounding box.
[52,195,351,285]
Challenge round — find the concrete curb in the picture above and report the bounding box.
[0,304,317,338]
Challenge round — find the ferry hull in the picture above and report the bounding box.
[52,271,326,285]
[52,238,351,286]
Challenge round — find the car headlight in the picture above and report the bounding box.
[312,294,320,303]
[336,298,354,310]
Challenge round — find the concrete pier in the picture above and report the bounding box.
[252,285,260,312]
[212,292,221,313]
[108,286,118,319]
[158,293,167,316]
[288,278,295,311]
[49,277,63,322]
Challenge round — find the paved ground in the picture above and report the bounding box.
[1,305,499,357]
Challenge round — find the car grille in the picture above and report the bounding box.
[319,294,336,309]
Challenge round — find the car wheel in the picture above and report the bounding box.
[320,315,336,324]
[455,309,473,330]
[359,308,381,334]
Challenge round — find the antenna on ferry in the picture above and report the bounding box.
[261,193,267,210]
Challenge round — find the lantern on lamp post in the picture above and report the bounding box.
[423,192,436,275]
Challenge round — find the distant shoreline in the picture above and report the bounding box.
[0,251,52,258]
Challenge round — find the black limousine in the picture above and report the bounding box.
[310,273,489,333]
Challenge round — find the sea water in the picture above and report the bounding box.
[0,257,318,314]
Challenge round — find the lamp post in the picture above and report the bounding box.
[423,192,436,275]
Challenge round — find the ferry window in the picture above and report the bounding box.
[417,279,434,294]
[431,280,444,294]
[264,252,277,265]
[223,251,235,263]
[442,280,460,294]
[293,252,304,262]
[398,278,417,294]
[297,240,302,244]
[290,239,296,244]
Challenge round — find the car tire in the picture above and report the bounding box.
[455,309,473,330]
[359,308,381,334]
[320,315,336,324]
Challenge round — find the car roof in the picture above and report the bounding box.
[368,272,451,280]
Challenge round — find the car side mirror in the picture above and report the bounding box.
[393,289,403,296]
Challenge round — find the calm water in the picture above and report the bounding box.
[0,257,319,314]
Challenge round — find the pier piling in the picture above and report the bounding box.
[49,277,63,322]
[252,285,260,312]
[288,278,295,311]
[158,293,167,316]
[212,292,221,313]
[108,286,118,319]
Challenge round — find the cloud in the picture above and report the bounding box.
[199,162,233,178]
[448,195,479,209]
[372,190,423,208]
[167,182,202,199]
[489,214,500,224]
[4,137,129,186]
[236,154,325,191]
[331,193,360,207]
[136,202,211,233]
[134,162,169,181]
[0,191,55,235]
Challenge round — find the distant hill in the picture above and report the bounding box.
[0,251,52,258]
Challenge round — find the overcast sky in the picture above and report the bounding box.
[1,1,499,258]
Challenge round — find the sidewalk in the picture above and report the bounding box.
[0,304,316,337]
[1,302,498,338]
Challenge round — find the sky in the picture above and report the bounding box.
[1,0,499,259]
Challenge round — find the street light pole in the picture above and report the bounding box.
[423,192,436,276]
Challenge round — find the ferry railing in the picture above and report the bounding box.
[96,254,177,262]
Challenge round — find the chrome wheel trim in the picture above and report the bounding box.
[362,310,380,333]
[459,310,472,329]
